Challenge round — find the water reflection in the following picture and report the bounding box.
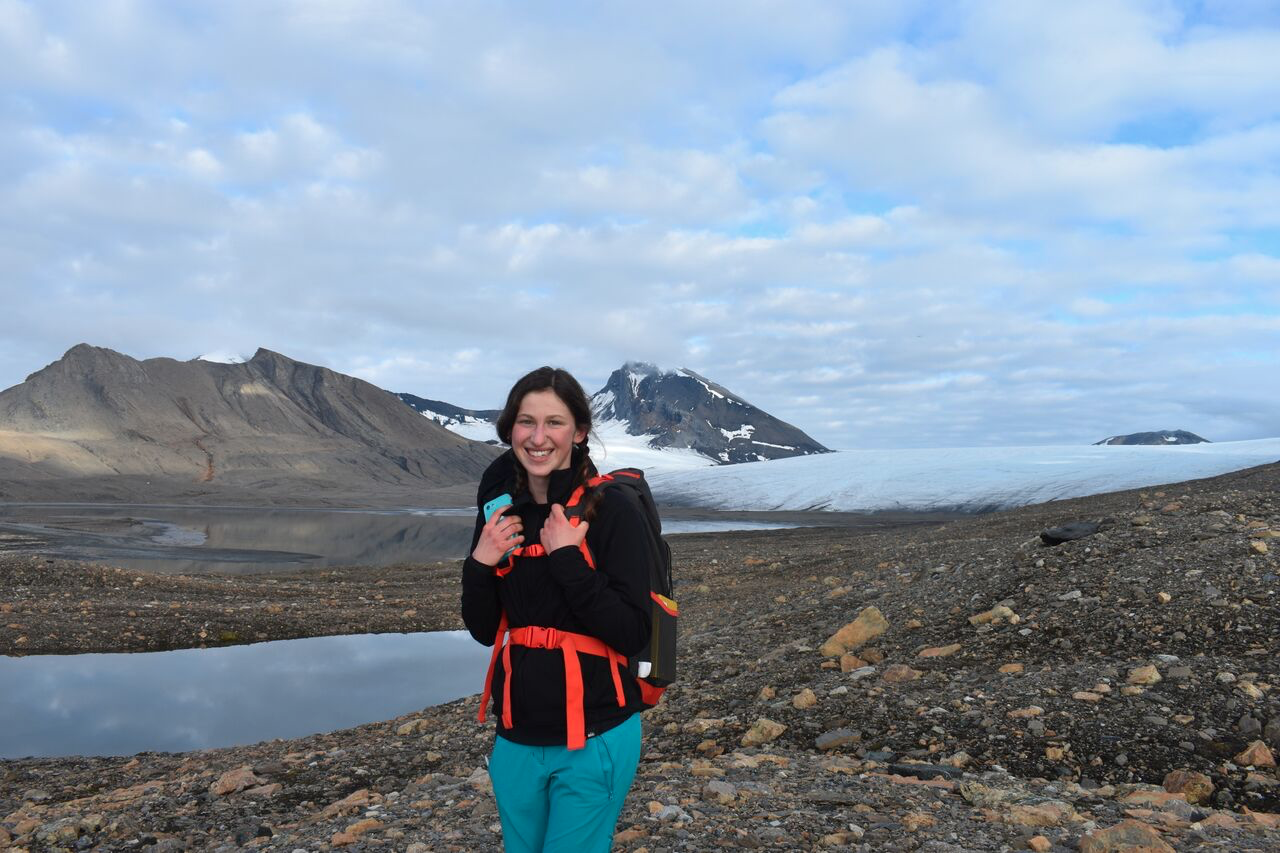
[0,505,796,574]
[0,631,493,759]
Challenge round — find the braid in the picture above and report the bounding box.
[575,441,606,523]
[513,462,527,500]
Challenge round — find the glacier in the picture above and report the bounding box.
[646,438,1280,513]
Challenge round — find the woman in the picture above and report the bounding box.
[461,366,653,853]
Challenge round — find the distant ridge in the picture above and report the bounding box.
[592,363,829,463]
[0,344,499,503]
[1094,430,1210,446]
[397,393,501,443]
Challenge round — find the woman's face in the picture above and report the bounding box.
[511,389,587,480]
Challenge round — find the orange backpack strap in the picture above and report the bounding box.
[478,611,509,723]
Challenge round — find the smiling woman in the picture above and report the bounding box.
[461,366,656,853]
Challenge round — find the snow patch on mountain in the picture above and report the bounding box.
[648,438,1280,513]
[196,350,246,364]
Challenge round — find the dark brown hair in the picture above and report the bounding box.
[497,366,599,509]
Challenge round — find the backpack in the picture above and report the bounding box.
[563,468,677,705]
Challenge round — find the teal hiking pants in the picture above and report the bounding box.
[489,713,642,853]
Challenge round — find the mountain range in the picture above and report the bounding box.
[0,345,498,504]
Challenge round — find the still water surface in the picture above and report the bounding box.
[0,504,796,573]
[0,631,492,759]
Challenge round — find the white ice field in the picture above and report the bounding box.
[644,438,1280,513]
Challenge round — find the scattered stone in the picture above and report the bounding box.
[969,604,1019,625]
[1162,769,1213,805]
[839,653,867,671]
[1040,521,1102,545]
[881,664,922,683]
[1250,540,1269,554]
[1008,706,1045,719]
[792,687,818,709]
[210,766,265,796]
[741,718,787,747]
[819,606,889,657]
[1156,591,1171,604]
[1235,740,1276,768]
[703,780,737,804]
[1073,691,1103,703]
[918,643,961,658]
[1078,818,1174,853]
[999,662,1025,674]
[1028,835,1052,852]
[1127,665,1162,685]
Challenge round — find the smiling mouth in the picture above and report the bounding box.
[525,449,553,459]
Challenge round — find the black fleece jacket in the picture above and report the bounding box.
[461,448,653,745]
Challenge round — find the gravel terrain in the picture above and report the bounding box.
[2,463,1279,851]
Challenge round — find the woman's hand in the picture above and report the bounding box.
[542,504,588,553]
[472,504,523,566]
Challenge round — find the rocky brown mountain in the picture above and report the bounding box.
[0,345,498,503]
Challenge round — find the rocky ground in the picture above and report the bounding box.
[2,463,1279,851]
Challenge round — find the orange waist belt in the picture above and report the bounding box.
[479,614,628,750]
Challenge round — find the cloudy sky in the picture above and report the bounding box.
[3,1,1278,449]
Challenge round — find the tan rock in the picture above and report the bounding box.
[901,812,936,831]
[1235,740,1276,768]
[1243,808,1280,828]
[331,818,383,846]
[741,718,787,747]
[792,688,818,709]
[839,653,867,672]
[969,604,1018,626]
[882,664,922,683]
[919,643,961,658]
[243,783,281,798]
[1172,714,1194,725]
[1160,501,1182,513]
[1162,770,1214,805]
[1008,705,1044,719]
[942,751,972,768]
[1156,591,1171,604]
[757,686,775,700]
[1127,665,1162,685]
[1079,819,1174,853]
[905,618,924,629]
[1120,685,1145,696]
[614,827,647,844]
[1073,691,1103,703]
[999,663,1025,674]
[1250,540,1269,555]
[210,766,265,796]
[1005,800,1076,827]
[1121,790,1187,808]
[1197,812,1238,830]
[861,647,885,664]
[820,606,889,657]
[1045,745,1067,761]
[320,788,371,819]
[1028,835,1052,852]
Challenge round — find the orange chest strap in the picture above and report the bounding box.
[495,536,594,577]
[477,614,627,750]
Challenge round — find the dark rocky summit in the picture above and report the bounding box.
[2,463,1279,850]
[1095,430,1211,446]
[0,345,499,504]
[592,362,830,463]
[396,393,500,439]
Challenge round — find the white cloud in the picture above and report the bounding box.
[0,0,1276,450]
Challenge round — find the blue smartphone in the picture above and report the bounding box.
[482,493,516,559]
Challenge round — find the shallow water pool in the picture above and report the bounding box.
[0,630,493,759]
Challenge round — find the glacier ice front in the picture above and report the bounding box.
[648,438,1280,513]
